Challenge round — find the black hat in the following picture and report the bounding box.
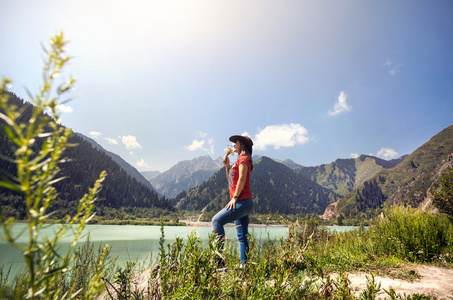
[229,135,253,155]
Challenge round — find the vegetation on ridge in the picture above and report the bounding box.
[295,155,405,196]
[334,125,453,219]
[0,93,174,221]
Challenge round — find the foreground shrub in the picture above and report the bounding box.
[0,32,108,299]
[302,205,453,277]
[371,205,453,262]
[154,223,315,299]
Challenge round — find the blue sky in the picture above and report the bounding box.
[1,1,452,172]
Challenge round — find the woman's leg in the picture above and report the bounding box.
[211,198,253,251]
[235,214,249,264]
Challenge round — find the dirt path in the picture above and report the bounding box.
[344,265,453,299]
[99,265,453,299]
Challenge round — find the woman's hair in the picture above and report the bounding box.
[238,143,254,171]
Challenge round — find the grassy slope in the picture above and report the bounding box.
[300,156,391,197]
[337,124,453,214]
[353,157,386,190]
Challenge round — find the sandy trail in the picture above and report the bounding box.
[342,265,453,299]
[97,265,453,299]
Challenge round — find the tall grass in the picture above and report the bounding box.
[371,205,453,262]
[147,206,453,299]
[304,205,453,275]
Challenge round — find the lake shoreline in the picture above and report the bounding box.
[180,220,288,228]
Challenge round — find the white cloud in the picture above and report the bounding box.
[384,59,403,75]
[351,153,359,159]
[376,148,398,160]
[89,131,102,138]
[328,91,352,116]
[254,123,309,151]
[56,104,73,113]
[197,131,207,138]
[120,135,142,150]
[136,159,150,169]
[105,137,118,145]
[185,139,205,151]
[185,132,216,155]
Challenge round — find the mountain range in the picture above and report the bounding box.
[2,93,452,220]
[295,155,407,196]
[152,125,453,219]
[169,154,410,216]
[327,124,453,218]
[0,93,172,220]
[148,155,224,198]
[173,156,340,215]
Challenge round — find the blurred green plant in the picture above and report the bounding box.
[0,32,108,299]
[114,261,137,299]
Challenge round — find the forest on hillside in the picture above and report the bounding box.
[0,93,173,220]
[174,157,340,215]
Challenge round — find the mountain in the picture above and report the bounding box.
[0,93,172,219]
[75,132,157,193]
[174,156,340,215]
[141,170,161,181]
[251,155,303,169]
[148,155,224,198]
[281,158,304,169]
[328,125,453,218]
[295,155,407,196]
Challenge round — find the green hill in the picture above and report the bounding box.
[332,125,453,217]
[295,155,405,196]
[0,93,173,219]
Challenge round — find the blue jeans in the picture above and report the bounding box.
[211,198,253,264]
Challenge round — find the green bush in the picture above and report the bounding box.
[371,205,453,262]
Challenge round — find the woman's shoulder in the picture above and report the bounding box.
[237,156,251,166]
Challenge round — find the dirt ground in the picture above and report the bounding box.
[342,265,453,299]
[98,265,453,299]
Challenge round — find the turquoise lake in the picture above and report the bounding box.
[0,224,358,279]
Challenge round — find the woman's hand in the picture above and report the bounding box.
[223,154,230,167]
[225,197,237,210]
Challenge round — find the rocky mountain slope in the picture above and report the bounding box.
[148,155,223,198]
[295,155,407,196]
[326,124,453,218]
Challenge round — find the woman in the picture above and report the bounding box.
[212,135,254,265]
